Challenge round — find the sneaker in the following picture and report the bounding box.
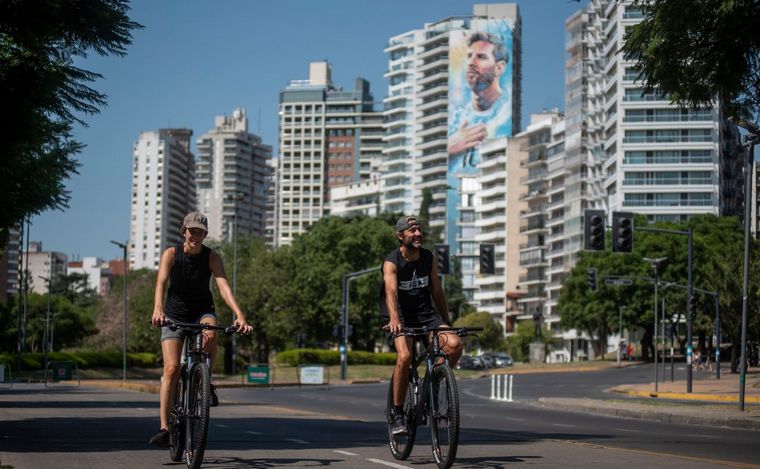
[148,428,170,447]
[391,412,407,436]
[210,384,219,407]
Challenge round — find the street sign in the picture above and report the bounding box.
[605,278,633,286]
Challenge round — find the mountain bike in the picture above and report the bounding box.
[385,326,481,469]
[165,320,239,469]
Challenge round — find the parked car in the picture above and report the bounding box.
[478,354,496,369]
[484,352,513,367]
[456,355,485,370]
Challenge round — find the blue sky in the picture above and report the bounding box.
[32,0,585,261]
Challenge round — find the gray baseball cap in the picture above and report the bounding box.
[182,211,208,233]
[396,215,420,232]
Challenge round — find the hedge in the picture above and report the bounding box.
[275,349,396,366]
[0,352,158,370]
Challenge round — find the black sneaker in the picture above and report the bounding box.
[210,384,219,407]
[148,428,170,447]
[391,412,407,436]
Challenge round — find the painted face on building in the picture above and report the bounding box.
[466,40,505,93]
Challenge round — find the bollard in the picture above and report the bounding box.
[490,374,514,402]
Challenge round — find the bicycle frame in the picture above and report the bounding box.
[407,332,450,427]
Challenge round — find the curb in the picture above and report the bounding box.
[536,398,760,431]
[611,386,760,404]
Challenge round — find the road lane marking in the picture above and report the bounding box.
[245,430,262,435]
[215,424,228,428]
[552,423,576,428]
[286,438,310,444]
[614,428,642,433]
[687,433,721,439]
[333,450,359,456]
[366,458,412,469]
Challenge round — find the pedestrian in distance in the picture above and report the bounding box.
[148,211,253,447]
[380,216,462,437]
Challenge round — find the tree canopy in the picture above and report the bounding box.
[0,0,141,238]
[622,0,760,121]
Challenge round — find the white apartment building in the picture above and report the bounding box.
[276,61,382,246]
[67,257,112,296]
[195,108,273,243]
[381,3,522,296]
[129,128,195,270]
[329,177,382,218]
[25,242,67,294]
[264,157,278,247]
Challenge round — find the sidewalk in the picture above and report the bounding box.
[538,369,760,431]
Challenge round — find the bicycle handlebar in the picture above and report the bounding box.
[162,319,240,335]
[382,325,483,337]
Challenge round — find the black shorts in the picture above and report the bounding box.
[385,313,449,348]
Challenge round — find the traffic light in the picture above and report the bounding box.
[612,211,634,253]
[480,244,495,274]
[586,268,598,291]
[584,209,606,251]
[435,244,450,275]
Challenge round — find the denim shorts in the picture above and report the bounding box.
[161,313,217,342]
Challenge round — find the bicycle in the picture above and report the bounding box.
[164,320,239,469]
[385,326,481,469]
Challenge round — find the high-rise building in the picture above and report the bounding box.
[264,157,278,247]
[1,225,22,300]
[25,241,67,294]
[196,108,273,243]
[381,4,522,254]
[129,128,195,270]
[276,61,381,246]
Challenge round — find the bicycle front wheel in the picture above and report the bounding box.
[169,365,186,462]
[386,371,417,460]
[430,365,459,469]
[185,364,210,469]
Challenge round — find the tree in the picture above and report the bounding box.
[622,0,760,121]
[0,0,141,239]
[453,311,504,352]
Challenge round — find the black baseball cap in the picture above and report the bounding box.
[396,216,420,232]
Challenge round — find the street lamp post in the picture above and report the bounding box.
[226,192,246,375]
[617,305,626,368]
[644,257,667,393]
[110,240,128,383]
[734,119,758,411]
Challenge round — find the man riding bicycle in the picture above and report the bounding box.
[381,216,462,436]
[149,211,252,447]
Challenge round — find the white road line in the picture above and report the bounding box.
[688,434,720,439]
[286,438,310,444]
[366,458,413,469]
[614,428,642,433]
[245,430,262,435]
[552,423,576,428]
[215,424,228,428]
[333,450,359,456]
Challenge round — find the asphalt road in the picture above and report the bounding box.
[1,365,758,469]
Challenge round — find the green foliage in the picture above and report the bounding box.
[0,1,142,231]
[558,215,760,357]
[274,349,396,366]
[622,0,760,121]
[0,352,156,369]
[453,311,504,352]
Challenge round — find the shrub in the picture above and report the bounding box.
[274,349,397,366]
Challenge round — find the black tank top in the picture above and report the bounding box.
[164,244,215,321]
[380,247,435,321]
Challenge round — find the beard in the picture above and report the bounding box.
[402,238,420,250]
[467,68,496,92]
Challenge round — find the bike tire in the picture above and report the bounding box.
[430,365,459,469]
[169,365,186,462]
[386,370,417,460]
[185,364,210,469]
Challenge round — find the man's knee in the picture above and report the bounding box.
[163,362,181,381]
[396,349,412,367]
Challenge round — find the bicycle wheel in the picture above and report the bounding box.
[385,371,417,460]
[169,365,186,462]
[185,364,210,469]
[430,365,459,469]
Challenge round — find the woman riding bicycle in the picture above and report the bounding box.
[149,211,252,447]
[380,216,462,437]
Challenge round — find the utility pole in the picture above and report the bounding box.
[644,257,666,393]
[110,240,128,383]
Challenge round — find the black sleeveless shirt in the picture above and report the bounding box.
[164,244,215,321]
[380,247,435,322]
